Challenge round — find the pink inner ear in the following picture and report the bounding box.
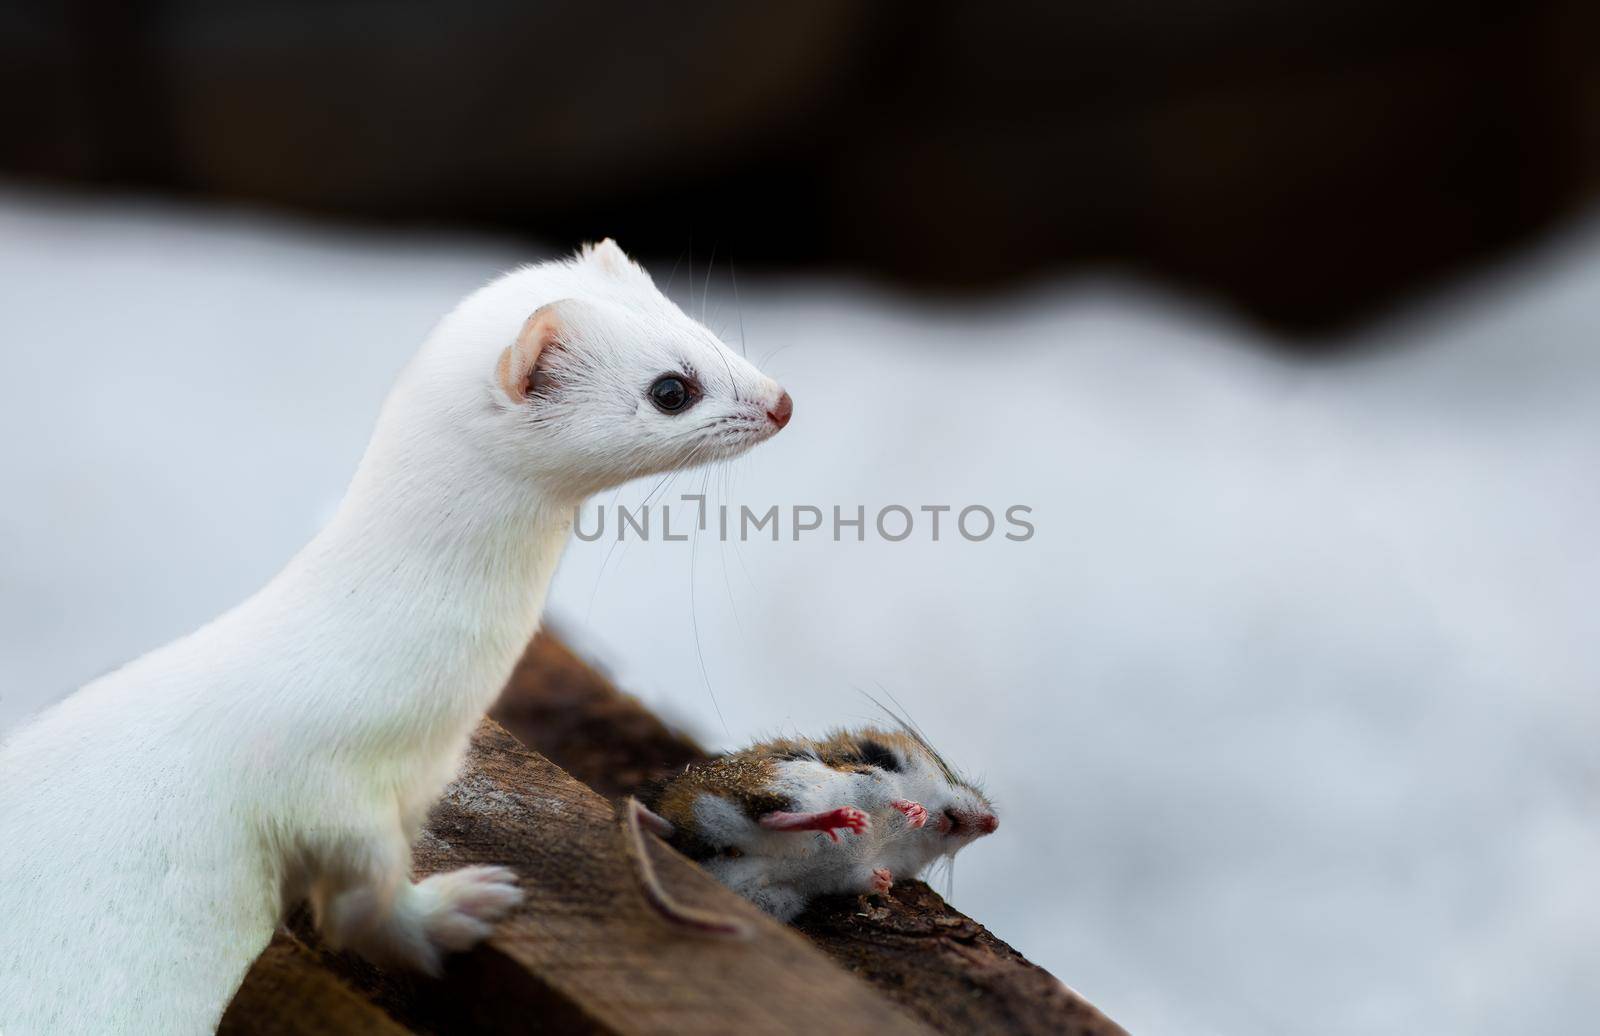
[589,238,629,275]
[498,305,562,402]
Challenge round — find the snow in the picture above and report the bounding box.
[2,186,1597,1035]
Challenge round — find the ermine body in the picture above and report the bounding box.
[0,241,790,1035]
[638,726,997,921]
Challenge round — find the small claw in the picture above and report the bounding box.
[891,799,928,829]
[837,806,870,835]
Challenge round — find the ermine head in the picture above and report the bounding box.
[423,239,790,501]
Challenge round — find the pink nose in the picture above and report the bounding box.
[767,391,793,429]
[976,814,999,834]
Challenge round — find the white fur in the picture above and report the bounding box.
[0,241,786,1035]
[695,745,997,921]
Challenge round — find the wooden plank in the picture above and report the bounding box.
[795,884,1126,1036]
[298,720,930,1036]
[224,630,1125,1034]
[219,932,412,1036]
[496,633,1129,1036]
[490,628,703,800]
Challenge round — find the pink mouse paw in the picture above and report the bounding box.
[759,806,871,842]
[812,806,870,842]
[833,806,870,837]
[891,799,928,829]
[869,867,894,894]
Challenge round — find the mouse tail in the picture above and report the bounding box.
[620,796,751,939]
[632,799,676,838]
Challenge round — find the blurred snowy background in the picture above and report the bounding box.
[2,187,1597,1035]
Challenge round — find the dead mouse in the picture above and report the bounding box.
[627,724,998,925]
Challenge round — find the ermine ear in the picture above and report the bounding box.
[584,237,635,278]
[496,301,567,404]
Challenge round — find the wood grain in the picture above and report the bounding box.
[224,632,1127,1034]
[219,933,410,1036]
[288,720,929,1036]
[499,633,1129,1036]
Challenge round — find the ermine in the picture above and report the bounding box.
[631,725,998,924]
[0,240,791,1035]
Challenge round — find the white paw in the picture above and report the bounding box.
[357,865,523,975]
[324,865,525,975]
[414,865,524,957]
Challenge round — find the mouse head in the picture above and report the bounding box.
[893,734,998,852]
[444,240,791,500]
[844,727,999,852]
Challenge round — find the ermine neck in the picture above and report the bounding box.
[278,430,577,733]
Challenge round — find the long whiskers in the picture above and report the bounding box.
[701,243,717,326]
[730,260,747,359]
[860,683,970,789]
[714,459,747,644]
[689,464,730,738]
[585,435,720,622]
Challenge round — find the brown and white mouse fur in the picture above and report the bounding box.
[633,727,998,922]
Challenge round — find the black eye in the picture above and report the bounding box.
[649,375,696,414]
